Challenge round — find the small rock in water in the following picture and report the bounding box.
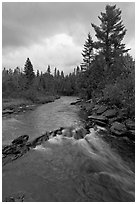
[12,135,29,145]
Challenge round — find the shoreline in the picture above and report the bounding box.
[2,95,60,116]
[75,98,135,172]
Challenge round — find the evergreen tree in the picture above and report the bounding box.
[36,70,40,77]
[57,70,60,77]
[47,65,51,74]
[82,32,94,68]
[91,5,129,69]
[24,58,35,84]
[61,71,64,78]
[54,67,57,77]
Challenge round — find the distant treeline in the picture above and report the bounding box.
[2,4,135,117]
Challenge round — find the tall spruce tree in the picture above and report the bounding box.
[91,5,129,69]
[24,58,35,86]
[82,32,94,68]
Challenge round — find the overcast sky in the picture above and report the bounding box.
[2,2,135,74]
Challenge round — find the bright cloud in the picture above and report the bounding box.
[2,33,82,74]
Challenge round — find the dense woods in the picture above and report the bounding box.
[2,4,135,118]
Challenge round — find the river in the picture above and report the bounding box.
[2,96,135,202]
[2,96,82,145]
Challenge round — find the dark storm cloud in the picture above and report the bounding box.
[2,2,135,72]
[3,2,134,48]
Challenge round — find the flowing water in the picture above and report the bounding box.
[2,96,135,202]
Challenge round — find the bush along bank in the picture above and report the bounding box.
[71,98,135,169]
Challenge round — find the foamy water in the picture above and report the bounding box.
[31,128,135,201]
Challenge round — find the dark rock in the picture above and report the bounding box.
[125,119,135,130]
[118,109,128,119]
[96,105,108,115]
[92,104,101,111]
[127,130,135,141]
[110,122,127,136]
[73,127,86,140]
[102,109,117,118]
[109,117,119,124]
[2,109,14,114]
[30,132,49,147]
[86,99,93,103]
[52,127,64,136]
[88,115,108,123]
[70,100,81,105]
[12,135,29,145]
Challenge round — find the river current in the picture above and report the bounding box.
[2,96,135,202]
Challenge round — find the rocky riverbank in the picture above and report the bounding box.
[71,98,135,171]
[2,96,60,116]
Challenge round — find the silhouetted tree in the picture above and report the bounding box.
[91,5,129,69]
[82,33,94,68]
[24,58,35,86]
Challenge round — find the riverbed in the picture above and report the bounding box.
[2,96,135,202]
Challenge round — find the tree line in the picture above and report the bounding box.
[2,4,135,117]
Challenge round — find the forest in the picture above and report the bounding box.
[2,5,135,118]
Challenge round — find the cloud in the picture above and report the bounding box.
[2,2,135,72]
[2,33,82,74]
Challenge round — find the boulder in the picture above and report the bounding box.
[12,135,29,145]
[125,119,135,130]
[102,109,117,118]
[96,105,108,115]
[110,122,127,136]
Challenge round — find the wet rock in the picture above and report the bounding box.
[125,119,135,130]
[2,109,14,114]
[110,122,127,136]
[70,100,81,105]
[96,105,108,115]
[86,99,93,103]
[88,115,108,123]
[12,135,29,145]
[73,127,87,140]
[102,109,117,118]
[30,132,50,147]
